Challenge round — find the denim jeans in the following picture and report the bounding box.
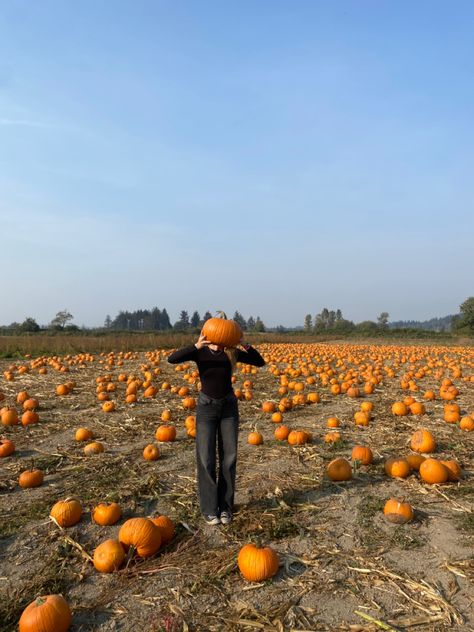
[195,390,239,516]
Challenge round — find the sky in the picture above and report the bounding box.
[0,1,473,328]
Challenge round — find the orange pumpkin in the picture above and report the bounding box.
[19,468,44,488]
[143,444,160,460]
[149,515,175,544]
[383,499,414,524]
[50,498,82,527]
[202,312,242,347]
[19,594,71,632]
[155,425,176,442]
[384,457,410,479]
[274,424,290,440]
[327,457,352,481]
[419,458,449,484]
[92,502,122,526]
[248,431,263,445]
[237,543,279,582]
[118,517,161,558]
[93,539,126,573]
[351,445,373,465]
[0,438,15,457]
[410,429,436,453]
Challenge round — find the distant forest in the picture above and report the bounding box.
[1,297,473,335]
[389,315,455,332]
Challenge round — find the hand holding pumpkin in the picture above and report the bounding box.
[195,333,211,350]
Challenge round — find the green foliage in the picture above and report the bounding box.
[454,296,474,333]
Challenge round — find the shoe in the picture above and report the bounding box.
[220,511,232,525]
[203,514,220,525]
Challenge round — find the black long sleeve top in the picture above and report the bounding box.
[167,344,265,399]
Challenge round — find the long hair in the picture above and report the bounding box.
[224,347,238,372]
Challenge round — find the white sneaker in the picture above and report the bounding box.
[204,514,220,525]
[220,511,232,525]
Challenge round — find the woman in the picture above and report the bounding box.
[168,332,265,525]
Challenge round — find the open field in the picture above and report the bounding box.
[1,341,473,631]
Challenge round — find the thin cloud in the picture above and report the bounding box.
[0,118,50,128]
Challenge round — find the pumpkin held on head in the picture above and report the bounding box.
[202,311,242,347]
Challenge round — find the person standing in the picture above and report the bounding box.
[168,332,265,525]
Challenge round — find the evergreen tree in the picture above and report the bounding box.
[161,308,172,330]
[174,310,190,331]
[202,311,212,323]
[104,315,112,329]
[190,311,201,328]
[304,314,312,331]
[336,309,342,322]
[327,310,336,328]
[254,316,265,332]
[233,311,247,331]
[247,316,256,330]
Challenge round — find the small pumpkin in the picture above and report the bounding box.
[419,458,449,484]
[460,416,474,432]
[327,457,352,481]
[406,454,426,471]
[0,438,15,457]
[102,401,115,413]
[143,444,160,460]
[385,457,410,479]
[75,427,94,441]
[19,594,71,632]
[1,407,19,426]
[149,515,175,544]
[92,502,122,526]
[50,498,82,527]
[383,499,414,524]
[19,468,44,488]
[93,539,126,573]
[391,402,408,416]
[84,441,104,456]
[118,517,162,558]
[410,429,436,454]
[351,445,373,465]
[21,411,39,426]
[155,425,176,442]
[287,430,310,445]
[237,543,279,582]
[274,425,290,441]
[440,459,462,482]
[324,431,341,443]
[248,431,263,445]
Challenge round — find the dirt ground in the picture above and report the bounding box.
[0,342,473,632]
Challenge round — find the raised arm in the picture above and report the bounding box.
[236,344,265,367]
[167,345,198,364]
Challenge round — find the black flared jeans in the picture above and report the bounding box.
[195,390,239,516]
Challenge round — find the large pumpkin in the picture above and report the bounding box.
[19,594,71,632]
[327,457,352,481]
[419,458,449,484]
[202,312,242,347]
[237,543,279,582]
[410,429,436,453]
[118,517,161,558]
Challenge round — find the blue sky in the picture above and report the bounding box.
[0,1,472,327]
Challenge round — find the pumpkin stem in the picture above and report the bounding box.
[216,310,227,319]
[35,596,46,606]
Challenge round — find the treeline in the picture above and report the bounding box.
[303,297,474,335]
[389,315,454,332]
[0,309,268,334]
[303,308,390,334]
